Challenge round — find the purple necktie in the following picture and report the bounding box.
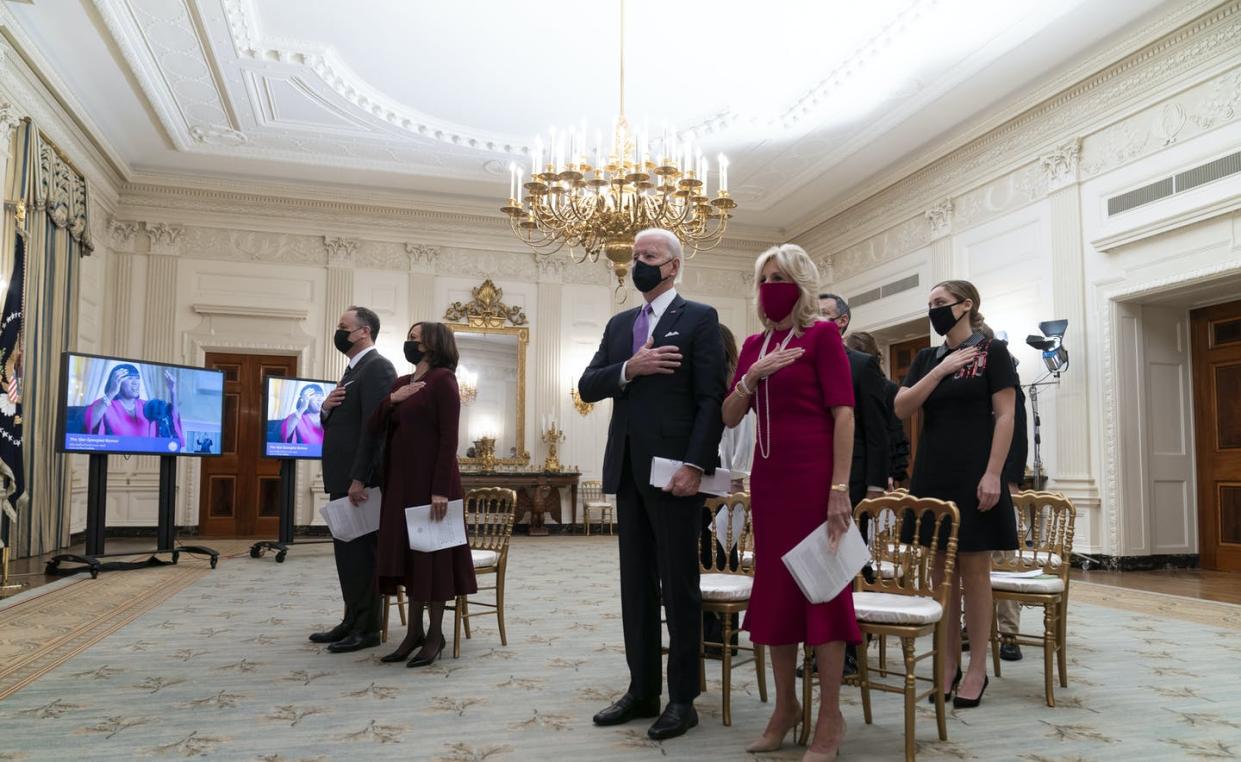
[631,304,652,356]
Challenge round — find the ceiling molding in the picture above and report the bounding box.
[0,16,128,193]
[789,0,1231,244]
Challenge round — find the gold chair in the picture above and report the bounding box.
[989,490,1076,707]
[380,587,407,643]
[699,492,767,726]
[448,488,517,658]
[580,479,615,535]
[800,493,959,762]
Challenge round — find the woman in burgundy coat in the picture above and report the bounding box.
[370,321,476,667]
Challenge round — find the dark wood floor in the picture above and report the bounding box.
[1071,567,1241,605]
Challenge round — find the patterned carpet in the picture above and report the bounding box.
[0,536,1239,761]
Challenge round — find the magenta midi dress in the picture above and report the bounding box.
[732,320,862,646]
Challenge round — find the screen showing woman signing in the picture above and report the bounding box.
[263,377,336,459]
[60,353,225,456]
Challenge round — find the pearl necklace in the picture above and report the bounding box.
[755,327,797,461]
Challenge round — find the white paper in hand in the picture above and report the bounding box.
[404,499,467,552]
[781,521,869,604]
[649,457,732,496]
[318,488,382,542]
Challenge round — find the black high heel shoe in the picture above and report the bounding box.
[928,666,962,704]
[952,676,989,709]
[380,635,424,663]
[406,638,445,668]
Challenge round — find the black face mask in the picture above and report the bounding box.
[404,341,425,365]
[631,259,671,293]
[928,300,965,336]
[334,328,357,354]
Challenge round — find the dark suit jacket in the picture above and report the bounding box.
[578,294,726,495]
[846,347,891,504]
[881,378,910,483]
[1004,373,1028,486]
[321,348,397,495]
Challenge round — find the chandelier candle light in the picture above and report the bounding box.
[501,0,736,296]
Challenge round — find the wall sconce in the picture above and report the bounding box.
[569,385,594,416]
[458,365,478,405]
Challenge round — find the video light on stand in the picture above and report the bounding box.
[1026,319,1069,375]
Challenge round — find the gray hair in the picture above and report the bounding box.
[634,228,685,285]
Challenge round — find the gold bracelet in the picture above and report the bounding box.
[830,483,849,493]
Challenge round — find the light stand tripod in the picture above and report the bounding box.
[1027,371,1061,492]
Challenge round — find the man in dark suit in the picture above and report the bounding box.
[309,306,397,653]
[819,293,889,677]
[579,228,726,741]
[819,295,890,509]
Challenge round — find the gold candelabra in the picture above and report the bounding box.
[500,0,736,297]
[569,386,594,416]
[541,423,565,473]
[473,436,497,472]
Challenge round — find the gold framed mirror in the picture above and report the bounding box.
[445,280,531,468]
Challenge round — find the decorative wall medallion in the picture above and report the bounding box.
[443,279,528,328]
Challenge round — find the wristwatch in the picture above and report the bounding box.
[830,483,849,493]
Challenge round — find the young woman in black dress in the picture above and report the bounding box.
[894,280,1018,709]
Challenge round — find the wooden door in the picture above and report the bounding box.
[1191,300,1241,571]
[889,335,930,482]
[198,353,297,537]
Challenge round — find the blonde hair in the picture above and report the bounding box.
[753,244,822,330]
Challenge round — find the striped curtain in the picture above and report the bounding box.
[1,119,92,557]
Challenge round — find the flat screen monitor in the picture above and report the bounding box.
[58,353,225,456]
[262,376,335,459]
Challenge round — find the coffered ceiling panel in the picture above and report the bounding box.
[3,0,1186,231]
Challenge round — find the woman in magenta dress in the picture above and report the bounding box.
[722,244,858,761]
[280,383,325,445]
[84,363,185,448]
[370,321,476,668]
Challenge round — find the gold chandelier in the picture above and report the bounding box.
[501,0,736,295]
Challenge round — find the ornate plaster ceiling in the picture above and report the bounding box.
[3,0,1184,233]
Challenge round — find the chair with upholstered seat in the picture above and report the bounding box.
[699,492,767,725]
[799,493,959,761]
[447,488,517,658]
[989,490,1076,707]
[579,479,615,535]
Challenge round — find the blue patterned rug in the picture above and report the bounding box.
[0,536,1239,760]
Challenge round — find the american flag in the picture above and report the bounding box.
[0,231,25,549]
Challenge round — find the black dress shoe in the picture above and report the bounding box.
[326,632,380,653]
[953,676,989,709]
[592,693,661,726]
[309,624,350,643]
[1000,641,1023,661]
[647,702,698,740]
[406,638,444,668]
[380,636,424,663]
[928,666,962,704]
[843,650,858,677]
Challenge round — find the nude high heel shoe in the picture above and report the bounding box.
[746,705,802,753]
[801,713,846,762]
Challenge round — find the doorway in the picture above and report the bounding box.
[889,335,930,480]
[198,353,298,537]
[1191,299,1241,572]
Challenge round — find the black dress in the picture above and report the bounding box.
[902,335,1019,553]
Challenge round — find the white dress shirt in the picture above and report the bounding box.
[347,345,376,370]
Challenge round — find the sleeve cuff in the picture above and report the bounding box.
[683,463,704,473]
[619,361,630,389]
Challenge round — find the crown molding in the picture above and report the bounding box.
[789,0,1232,248]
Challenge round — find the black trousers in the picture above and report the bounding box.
[616,450,702,703]
[328,492,380,635]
